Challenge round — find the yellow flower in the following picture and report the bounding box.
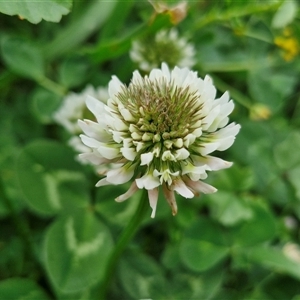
[274,29,299,62]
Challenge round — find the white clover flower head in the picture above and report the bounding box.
[53,85,109,134]
[78,63,241,218]
[130,28,195,72]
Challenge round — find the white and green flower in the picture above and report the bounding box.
[53,85,109,134]
[130,28,195,72]
[78,63,240,218]
[53,85,109,165]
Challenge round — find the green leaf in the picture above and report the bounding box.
[30,88,62,124]
[44,209,114,293]
[17,140,89,216]
[0,0,72,24]
[210,164,255,192]
[43,1,117,60]
[58,55,90,89]
[179,217,229,272]
[288,166,300,200]
[0,278,49,300]
[274,131,300,170]
[247,246,300,280]
[118,251,166,299]
[0,36,44,80]
[247,67,297,114]
[208,192,254,227]
[234,202,277,247]
[272,0,298,29]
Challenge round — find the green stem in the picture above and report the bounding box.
[38,76,67,96]
[98,189,149,299]
[194,2,280,30]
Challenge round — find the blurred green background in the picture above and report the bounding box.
[1,0,300,299]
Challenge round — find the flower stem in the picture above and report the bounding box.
[38,76,67,96]
[98,189,149,299]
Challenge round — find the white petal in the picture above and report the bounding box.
[97,145,120,159]
[173,179,194,198]
[205,156,233,170]
[183,134,196,148]
[119,105,135,122]
[109,75,124,98]
[121,147,137,161]
[79,152,109,165]
[141,152,154,166]
[184,178,217,194]
[198,142,220,156]
[106,165,134,184]
[175,148,190,160]
[148,188,159,218]
[80,135,101,148]
[86,95,104,114]
[95,178,110,187]
[115,181,138,202]
[136,173,160,190]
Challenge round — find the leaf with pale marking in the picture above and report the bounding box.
[44,209,114,293]
[17,140,89,216]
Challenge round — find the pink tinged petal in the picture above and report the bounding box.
[141,152,154,166]
[173,179,194,198]
[148,188,159,218]
[115,181,138,202]
[106,166,134,184]
[136,173,160,190]
[121,147,136,161]
[109,75,124,98]
[174,148,190,160]
[162,186,178,216]
[184,177,217,194]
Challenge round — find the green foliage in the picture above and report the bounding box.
[1,0,300,299]
[44,210,114,293]
[17,140,89,216]
[0,278,50,299]
[0,0,72,24]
